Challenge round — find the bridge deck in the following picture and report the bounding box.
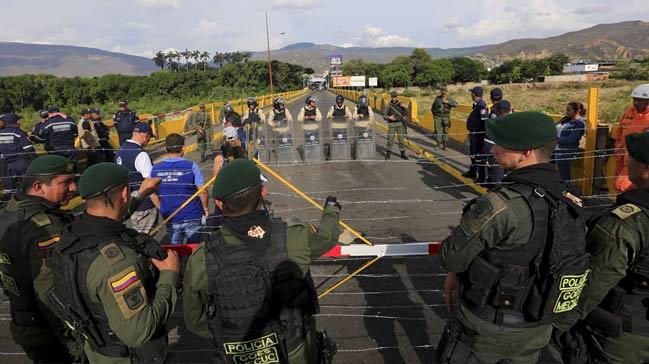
[1,91,484,364]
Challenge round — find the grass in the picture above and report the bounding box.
[414,80,647,123]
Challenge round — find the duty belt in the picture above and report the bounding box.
[465,303,541,328]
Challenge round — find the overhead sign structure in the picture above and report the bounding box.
[350,76,366,87]
[330,55,343,66]
[332,76,351,87]
[368,77,378,87]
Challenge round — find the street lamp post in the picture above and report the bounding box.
[265,12,284,96]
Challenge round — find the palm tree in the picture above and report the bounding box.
[201,51,211,71]
[152,51,166,69]
[241,51,252,63]
[213,51,224,68]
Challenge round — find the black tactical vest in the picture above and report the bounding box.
[273,109,287,122]
[0,200,70,328]
[47,226,168,362]
[304,107,317,118]
[356,106,370,119]
[461,183,591,327]
[205,219,318,364]
[595,192,649,336]
[332,105,346,118]
[245,110,261,124]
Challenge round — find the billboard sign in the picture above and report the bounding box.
[330,55,343,66]
[332,76,351,87]
[368,77,378,87]
[350,76,366,87]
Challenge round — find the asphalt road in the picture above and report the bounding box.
[0,90,480,364]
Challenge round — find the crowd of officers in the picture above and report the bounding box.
[0,99,144,201]
[0,87,648,364]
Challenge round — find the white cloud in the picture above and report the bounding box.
[111,46,155,58]
[192,19,225,35]
[450,0,591,43]
[135,0,180,9]
[345,25,417,47]
[271,0,319,11]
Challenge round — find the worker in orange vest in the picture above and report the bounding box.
[614,84,649,192]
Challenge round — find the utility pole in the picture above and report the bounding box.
[266,12,274,96]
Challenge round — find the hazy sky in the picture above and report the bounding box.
[2,0,648,58]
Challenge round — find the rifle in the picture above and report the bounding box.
[387,103,408,136]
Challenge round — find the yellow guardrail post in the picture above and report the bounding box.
[582,87,599,196]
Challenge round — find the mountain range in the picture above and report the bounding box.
[1,20,648,77]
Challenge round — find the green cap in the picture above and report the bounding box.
[212,159,262,200]
[79,162,129,199]
[390,91,398,97]
[626,132,649,165]
[486,111,557,151]
[26,155,75,176]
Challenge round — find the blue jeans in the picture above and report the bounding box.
[166,220,203,245]
[552,149,578,182]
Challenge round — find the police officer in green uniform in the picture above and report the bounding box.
[183,159,344,364]
[432,87,458,150]
[554,131,649,363]
[190,103,214,162]
[384,91,408,160]
[0,155,78,363]
[42,162,179,364]
[437,112,590,363]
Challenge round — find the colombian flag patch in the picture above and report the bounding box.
[37,237,60,250]
[110,270,139,293]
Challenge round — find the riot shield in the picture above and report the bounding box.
[353,113,375,160]
[253,119,270,163]
[268,116,298,163]
[302,120,324,163]
[329,117,352,160]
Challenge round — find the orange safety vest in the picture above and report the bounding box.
[614,106,649,192]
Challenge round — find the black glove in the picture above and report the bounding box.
[324,196,341,211]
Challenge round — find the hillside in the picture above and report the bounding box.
[251,43,490,71]
[0,42,157,77]
[254,21,649,70]
[472,21,649,66]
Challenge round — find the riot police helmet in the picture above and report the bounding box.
[358,95,369,107]
[335,95,344,104]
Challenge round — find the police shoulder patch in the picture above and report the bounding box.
[611,203,641,220]
[460,193,508,236]
[100,243,125,266]
[108,267,146,319]
[30,213,51,227]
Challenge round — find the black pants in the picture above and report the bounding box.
[468,133,485,181]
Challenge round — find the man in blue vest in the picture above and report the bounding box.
[116,122,160,234]
[0,113,36,199]
[33,106,79,160]
[151,134,209,244]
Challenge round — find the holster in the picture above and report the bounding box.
[436,320,477,364]
[584,307,624,338]
[316,330,337,364]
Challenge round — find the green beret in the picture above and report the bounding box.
[212,159,262,200]
[486,111,557,151]
[626,132,649,165]
[79,163,129,199]
[26,156,75,176]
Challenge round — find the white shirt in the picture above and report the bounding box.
[117,139,153,178]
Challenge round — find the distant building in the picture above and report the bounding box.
[563,63,600,74]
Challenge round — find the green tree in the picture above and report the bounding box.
[547,53,569,75]
[450,57,488,83]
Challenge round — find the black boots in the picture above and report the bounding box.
[385,150,391,160]
[400,151,408,160]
